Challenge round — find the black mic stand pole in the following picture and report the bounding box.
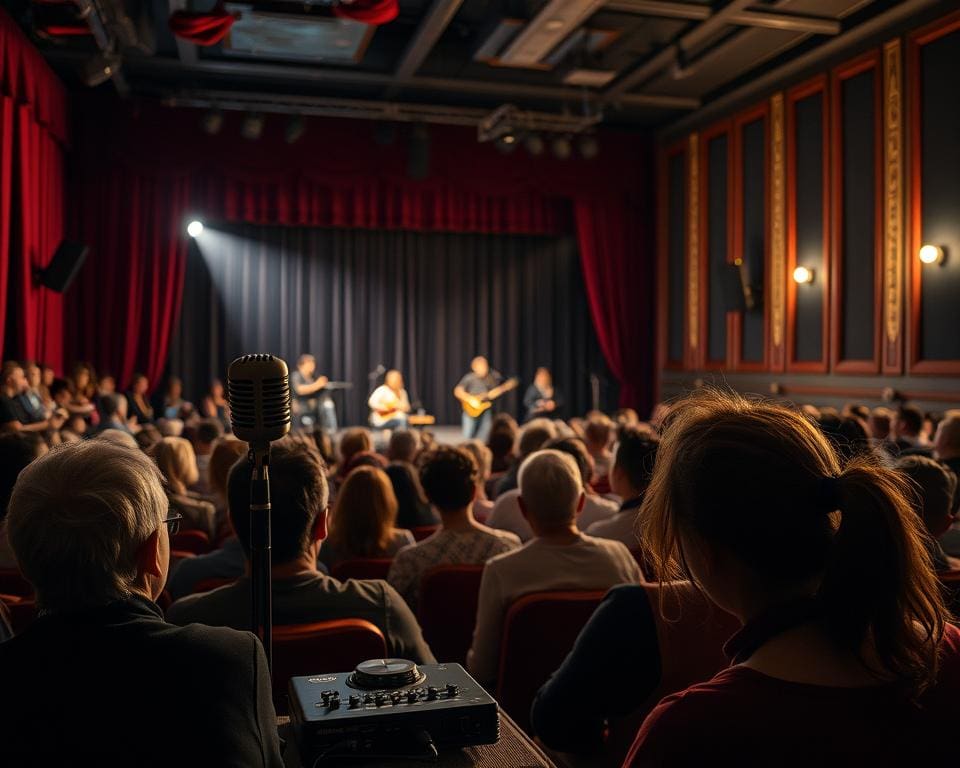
[249,443,273,672]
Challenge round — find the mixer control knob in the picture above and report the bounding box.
[407,691,418,703]
[446,684,459,697]
[427,686,439,700]
[328,698,340,709]
[363,694,374,704]
[375,693,386,706]
[349,695,361,709]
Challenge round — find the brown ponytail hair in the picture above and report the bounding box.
[640,388,947,694]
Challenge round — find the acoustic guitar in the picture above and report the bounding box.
[460,377,520,419]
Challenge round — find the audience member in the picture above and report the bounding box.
[896,456,958,571]
[493,418,558,497]
[488,437,619,542]
[587,428,659,549]
[200,378,231,430]
[69,362,97,410]
[387,428,421,463]
[168,440,433,663]
[97,392,134,434]
[59,414,87,442]
[388,447,520,612]
[625,390,960,765]
[161,376,194,421]
[193,418,224,495]
[126,373,154,424]
[459,439,495,522]
[934,414,960,484]
[134,423,162,453]
[467,450,642,685]
[166,439,249,599]
[0,362,64,435]
[318,465,415,570]
[487,417,518,475]
[334,427,374,483]
[0,432,48,568]
[893,404,931,457]
[152,436,216,538]
[385,462,438,530]
[96,428,139,450]
[17,361,47,423]
[0,440,283,765]
[584,416,615,484]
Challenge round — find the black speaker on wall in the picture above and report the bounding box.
[39,241,88,293]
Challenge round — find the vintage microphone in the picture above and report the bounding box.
[227,354,292,673]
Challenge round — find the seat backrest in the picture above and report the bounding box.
[272,619,387,715]
[0,568,33,598]
[938,569,960,615]
[170,529,212,555]
[410,525,440,542]
[606,582,739,763]
[192,577,236,594]
[418,565,485,665]
[495,590,606,733]
[330,558,393,582]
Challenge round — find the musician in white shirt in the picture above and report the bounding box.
[368,370,411,429]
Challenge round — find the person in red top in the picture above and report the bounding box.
[626,389,960,767]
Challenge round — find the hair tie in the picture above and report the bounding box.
[817,475,842,512]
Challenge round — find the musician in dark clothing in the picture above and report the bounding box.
[291,353,337,432]
[523,367,562,422]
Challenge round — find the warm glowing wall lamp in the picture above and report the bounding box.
[919,244,944,265]
[793,266,814,284]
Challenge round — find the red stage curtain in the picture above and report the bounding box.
[0,9,68,370]
[575,196,653,411]
[68,169,189,390]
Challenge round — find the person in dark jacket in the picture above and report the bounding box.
[0,440,283,767]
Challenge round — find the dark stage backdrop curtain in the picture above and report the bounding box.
[0,8,68,369]
[167,225,613,425]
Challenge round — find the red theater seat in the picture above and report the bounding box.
[272,619,388,715]
[192,577,236,594]
[496,590,606,733]
[410,525,440,542]
[170,529,212,555]
[331,558,393,582]
[604,582,740,763]
[418,565,484,665]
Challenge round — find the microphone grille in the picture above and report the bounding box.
[227,354,292,444]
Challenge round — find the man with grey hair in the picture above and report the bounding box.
[0,440,283,766]
[466,449,642,686]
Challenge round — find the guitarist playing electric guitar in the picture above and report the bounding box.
[453,356,519,440]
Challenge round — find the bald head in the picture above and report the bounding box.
[471,357,489,377]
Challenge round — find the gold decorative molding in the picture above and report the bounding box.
[688,132,700,353]
[770,92,786,351]
[883,39,903,347]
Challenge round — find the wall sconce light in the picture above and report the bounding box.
[793,266,814,284]
[919,244,945,265]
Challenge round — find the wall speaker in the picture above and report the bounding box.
[39,241,88,293]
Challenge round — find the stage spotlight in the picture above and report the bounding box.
[551,135,572,160]
[578,134,599,159]
[240,112,264,141]
[285,115,307,144]
[525,133,545,157]
[201,109,223,136]
[187,220,204,238]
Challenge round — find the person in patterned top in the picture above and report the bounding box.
[387,446,520,612]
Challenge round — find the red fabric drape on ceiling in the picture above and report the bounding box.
[69,96,654,409]
[0,9,67,371]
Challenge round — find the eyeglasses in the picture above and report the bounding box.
[162,513,183,536]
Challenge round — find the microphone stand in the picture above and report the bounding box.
[248,444,273,672]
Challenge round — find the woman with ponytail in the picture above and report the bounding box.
[626,389,960,766]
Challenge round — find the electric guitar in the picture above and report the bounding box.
[459,377,519,419]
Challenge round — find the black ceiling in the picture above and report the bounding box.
[7,0,936,131]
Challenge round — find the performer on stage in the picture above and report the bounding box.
[368,369,411,430]
[454,356,518,441]
[290,354,337,432]
[523,366,562,422]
